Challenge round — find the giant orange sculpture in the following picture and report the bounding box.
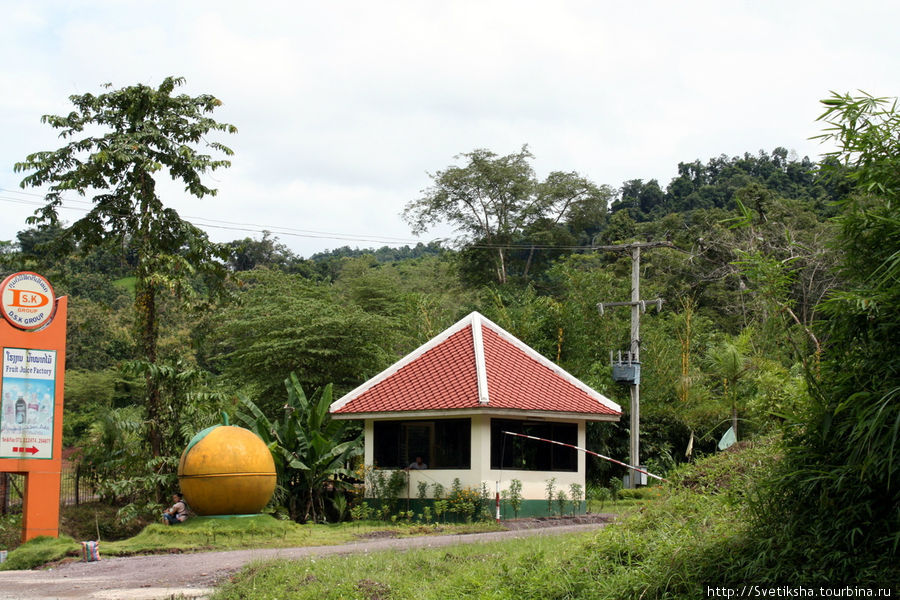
[177,421,276,516]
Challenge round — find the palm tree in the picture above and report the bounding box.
[706,337,751,441]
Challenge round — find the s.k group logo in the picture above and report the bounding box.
[0,272,56,330]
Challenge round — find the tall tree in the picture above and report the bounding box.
[404,146,535,284]
[204,269,395,414]
[404,146,605,284]
[225,231,299,272]
[15,76,236,460]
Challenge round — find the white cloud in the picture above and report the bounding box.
[0,0,897,256]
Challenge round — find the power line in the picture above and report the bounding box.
[0,188,660,253]
[0,193,427,247]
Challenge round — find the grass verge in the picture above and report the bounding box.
[213,441,778,599]
[0,515,503,571]
[210,491,739,600]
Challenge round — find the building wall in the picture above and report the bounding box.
[481,419,586,501]
[363,416,587,505]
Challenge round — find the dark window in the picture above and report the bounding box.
[373,419,471,469]
[490,419,578,472]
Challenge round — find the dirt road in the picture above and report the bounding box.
[0,521,608,600]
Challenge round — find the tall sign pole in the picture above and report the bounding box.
[596,241,671,488]
[0,272,67,542]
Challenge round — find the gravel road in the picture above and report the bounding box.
[0,521,609,600]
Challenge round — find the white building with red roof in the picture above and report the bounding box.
[330,311,621,516]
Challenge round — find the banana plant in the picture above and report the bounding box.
[236,373,362,522]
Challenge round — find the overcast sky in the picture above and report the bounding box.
[1,1,897,257]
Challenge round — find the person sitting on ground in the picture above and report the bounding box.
[162,492,189,525]
[406,456,427,470]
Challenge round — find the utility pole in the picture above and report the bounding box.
[596,241,672,488]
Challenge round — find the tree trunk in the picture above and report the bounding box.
[135,259,161,458]
[523,245,536,280]
[136,176,164,501]
[0,473,7,516]
[732,403,739,442]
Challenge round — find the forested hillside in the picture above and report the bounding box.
[2,140,835,486]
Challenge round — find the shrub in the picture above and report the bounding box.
[545,477,556,515]
[568,483,583,515]
[555,489,567,516]
[617,487,659,501]
[447,479,482,522]
[416,481,428,501]
[591,486,611,511]
[507,479,523,518]
[430,482,444,500]
[362,466,407,515]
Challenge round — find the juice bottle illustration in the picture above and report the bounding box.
[28,393,39,418]
[15,395,26,424]
[39,393,51,424]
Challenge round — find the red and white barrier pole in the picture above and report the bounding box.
[495,481,501,522]
[501,430,668,483]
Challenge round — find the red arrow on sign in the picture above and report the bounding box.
[12,446,39,455]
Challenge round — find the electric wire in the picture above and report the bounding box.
[0,187,676,253]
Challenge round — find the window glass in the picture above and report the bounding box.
[373,419,471,469]
[490,419,577,472]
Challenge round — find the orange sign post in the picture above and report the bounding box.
[0,272,67,542]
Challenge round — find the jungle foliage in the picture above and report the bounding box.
[723,92,900,585]
[3,79,897,584]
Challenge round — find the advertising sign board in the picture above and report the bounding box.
[0,348,56,459]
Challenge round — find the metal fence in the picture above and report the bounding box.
[59,465,99,506]
[0,466,98,515]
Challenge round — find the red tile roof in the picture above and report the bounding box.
[481,326,618,415]
[330,312,620,417]
[332,326,479,413]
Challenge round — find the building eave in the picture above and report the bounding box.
[331,407,621,422]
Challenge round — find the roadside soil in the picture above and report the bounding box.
[0,515,614,600]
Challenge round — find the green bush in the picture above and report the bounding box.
[0,513,22,553]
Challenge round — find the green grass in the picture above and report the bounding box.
[213,530,601,600]
[0,535,79,571]
[213,443,778,599]
[586,495,658,514]
[0,515,503,571]
[211,491,738,600]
